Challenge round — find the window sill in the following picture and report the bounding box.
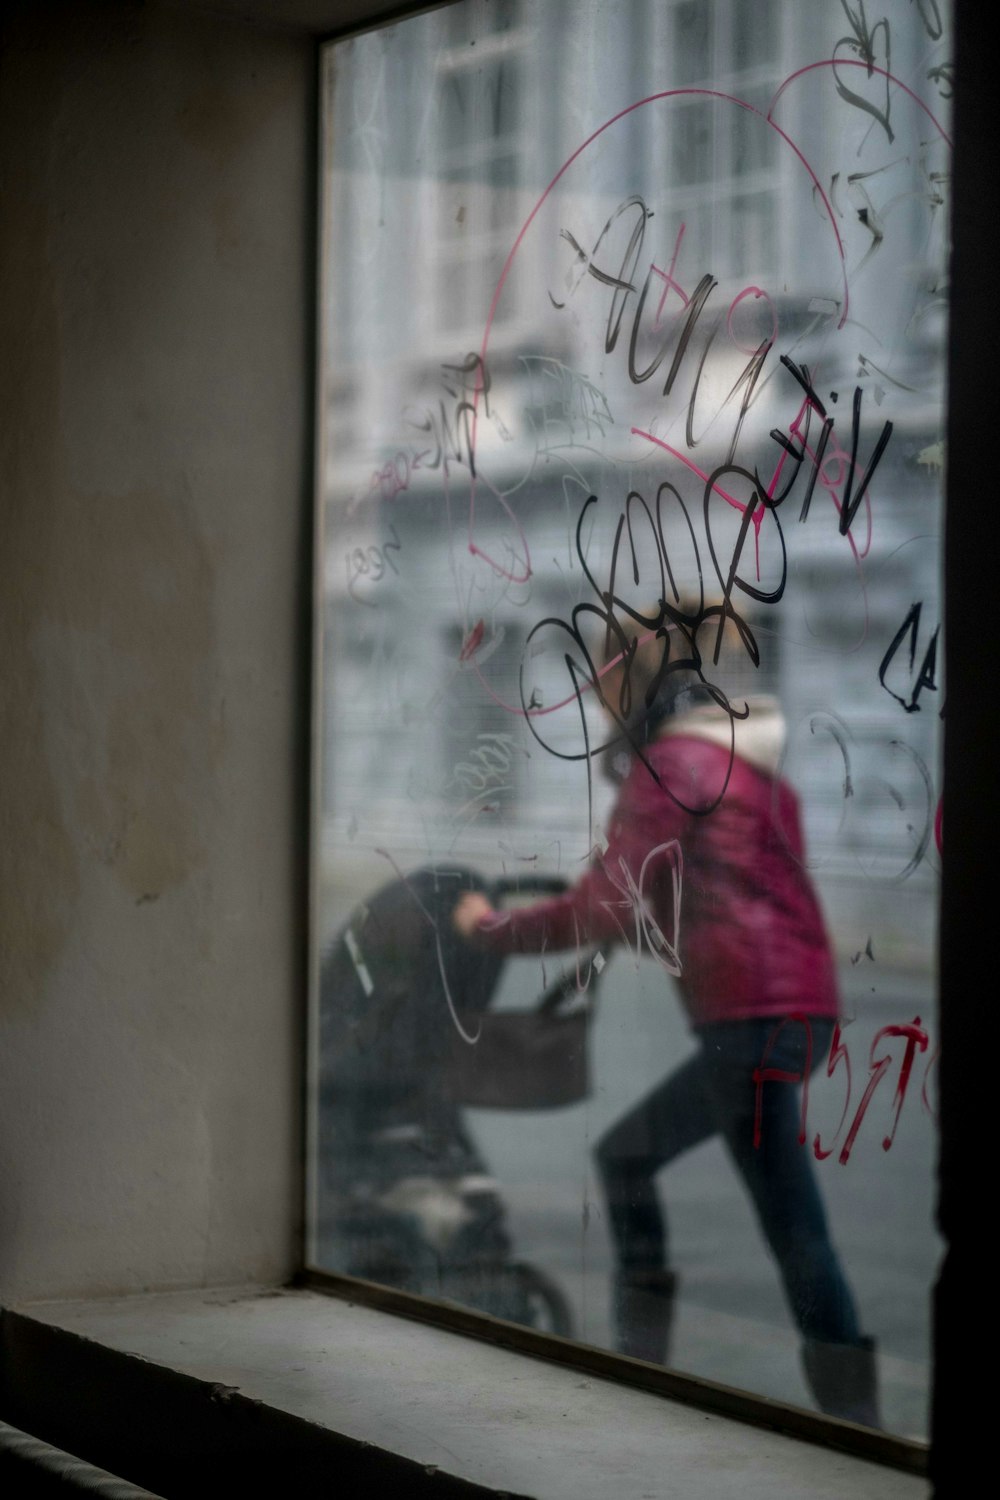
[2,1285,929,1499]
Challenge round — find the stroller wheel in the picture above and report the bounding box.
[508,1262,574,1339]
[439,1259,574,1339]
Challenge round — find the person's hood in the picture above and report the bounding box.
[657,693,786,777]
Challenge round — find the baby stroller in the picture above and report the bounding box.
[315,865,598,1337]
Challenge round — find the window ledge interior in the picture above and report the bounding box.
[2,1286,929,1499]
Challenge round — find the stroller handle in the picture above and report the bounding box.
[490,873,569,902]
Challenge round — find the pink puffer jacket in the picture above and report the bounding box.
[475,700,839,1028]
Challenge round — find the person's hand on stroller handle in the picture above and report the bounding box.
[453,890,494,938]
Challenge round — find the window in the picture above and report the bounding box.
[311,0,951,1456]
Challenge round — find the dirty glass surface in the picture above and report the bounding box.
[310,0,951,1440]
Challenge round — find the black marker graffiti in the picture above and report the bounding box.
[833,0,895,143]
[346,523,402,605]
[518,484,761,828]
[550,197,893,540]
[878,602,940,712]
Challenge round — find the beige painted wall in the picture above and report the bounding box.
[0,1,314,1299]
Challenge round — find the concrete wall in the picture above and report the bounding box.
[0,1,315,1300]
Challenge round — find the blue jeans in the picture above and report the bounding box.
[593,1016,862,1345]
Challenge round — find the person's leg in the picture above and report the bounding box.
[701,1018,860,1340]
[593,1049,719,1360]
[699,1018,878,1424]
[595,1048,719,1273]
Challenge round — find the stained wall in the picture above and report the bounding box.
[0,0,314,1299]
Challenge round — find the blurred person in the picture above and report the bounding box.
[453,598,878,1426]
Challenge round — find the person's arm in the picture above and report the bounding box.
[453,758,686,957]
[452,874,615,954]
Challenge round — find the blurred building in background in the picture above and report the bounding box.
[317,0,948,967]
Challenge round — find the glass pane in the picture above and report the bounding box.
[311,0,951,1442]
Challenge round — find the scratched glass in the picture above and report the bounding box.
[311,0,951,1442]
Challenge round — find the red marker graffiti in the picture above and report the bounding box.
[459,619,486,662]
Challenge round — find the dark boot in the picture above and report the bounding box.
[613,1269,678,1364]
[801,1335,880,1427]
